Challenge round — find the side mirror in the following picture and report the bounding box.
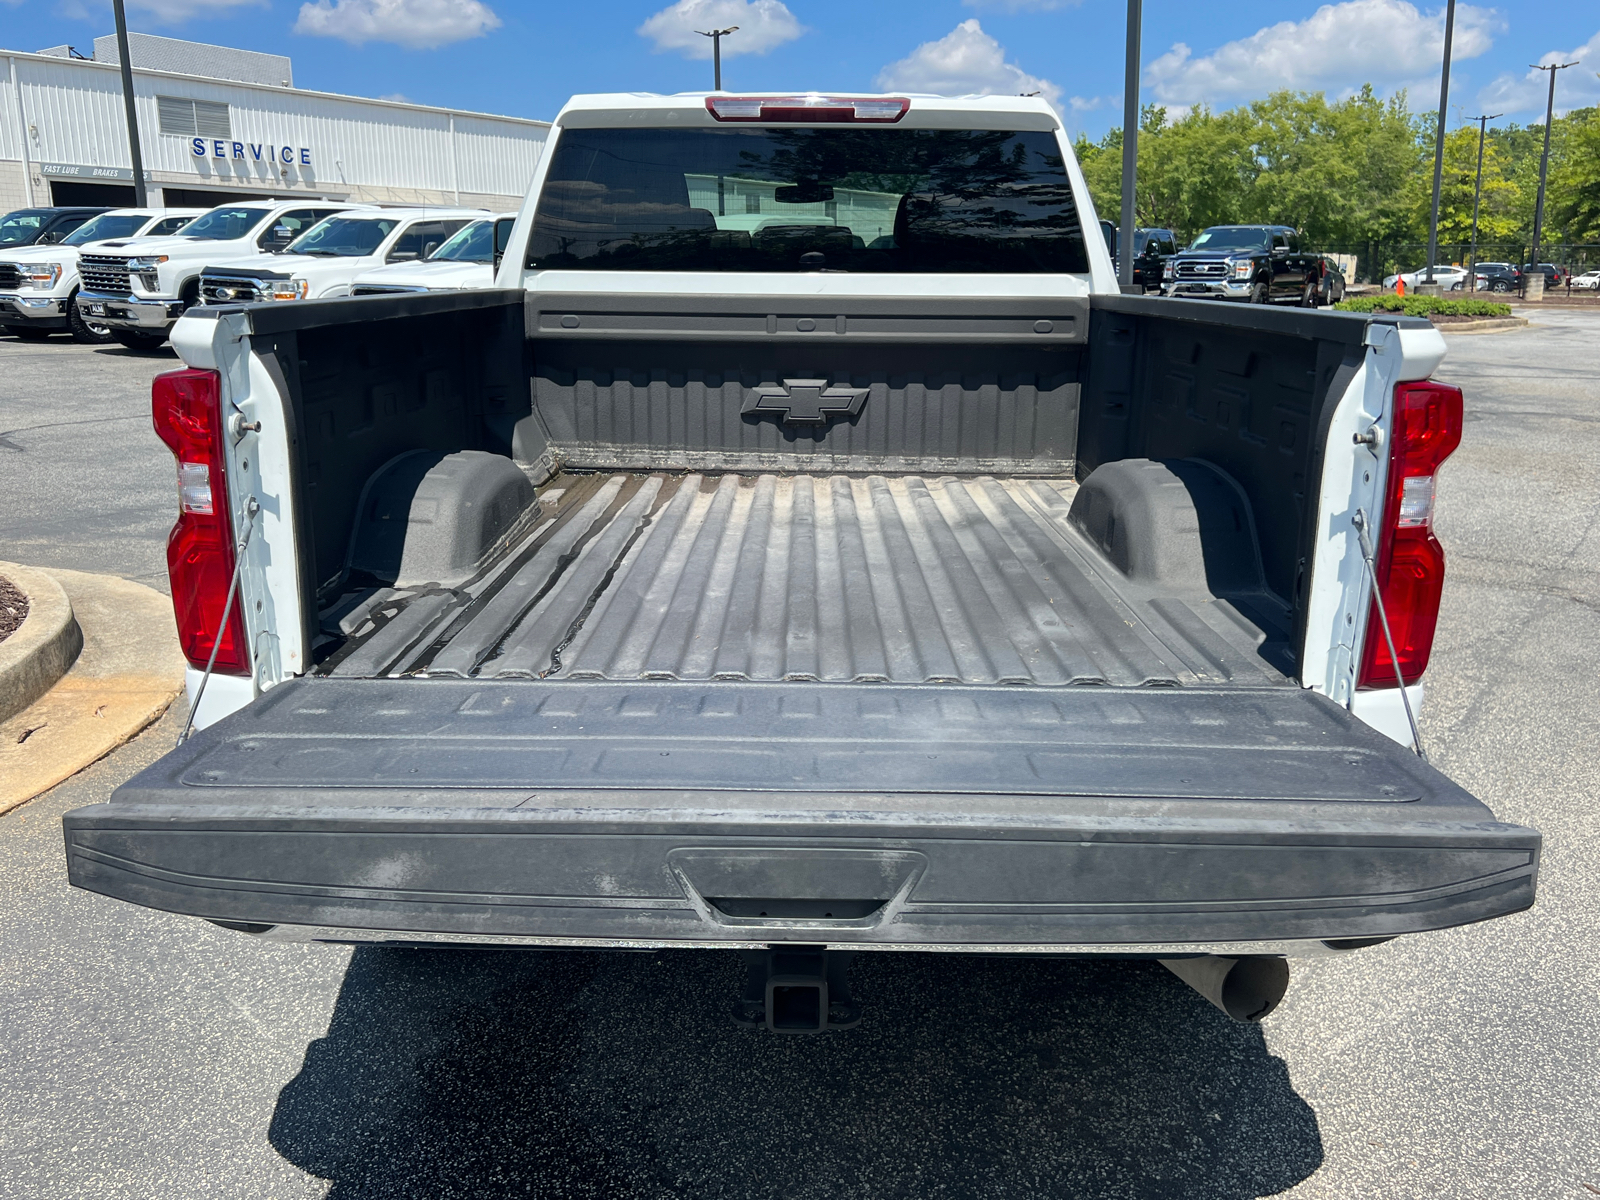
[39,229,61,244]
[493,218,514,272]
[1271,245,1289,258]
[422,240,441,259]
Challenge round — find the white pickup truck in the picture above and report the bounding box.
[349,213,518,295]
[198,208,489,306]
[77,199,358,349]
[0,208,204,343]
[64,93,1538,1031]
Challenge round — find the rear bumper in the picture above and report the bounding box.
[77,290,184,331]
[63,679,1539,948]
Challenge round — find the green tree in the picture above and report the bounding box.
[1548,106,1600,243]
[1430,124,1522,245]
[1072,86,1425,252]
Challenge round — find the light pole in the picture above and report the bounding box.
[112,0,148,206]
[1528,60,1578,293]
[696,26,738,92]
[1423,0,1455,286]
[1464,112,1501,291]
[1118,0,1142,290]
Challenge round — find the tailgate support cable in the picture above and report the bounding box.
[1352,509,1427,761]
[178,496,259,747]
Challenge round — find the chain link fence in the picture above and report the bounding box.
[1307,241,1600,290]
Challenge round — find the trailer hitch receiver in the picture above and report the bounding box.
[731,946,861,1033]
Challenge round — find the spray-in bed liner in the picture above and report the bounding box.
[322,472,1294,686]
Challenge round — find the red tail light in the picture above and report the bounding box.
[1357,380,1464,688]
[152,367,250,675]
[706,96,910,123]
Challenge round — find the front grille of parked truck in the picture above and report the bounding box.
[1175,262,1227,278]
[199,273,266,305]
[78,256,134,296]
[0,263,20,290]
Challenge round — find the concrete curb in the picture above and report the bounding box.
[0,562,84,726]
[0,567,186,816]
[1434,316,1530,335]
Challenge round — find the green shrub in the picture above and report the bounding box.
[1332,295,1512,317]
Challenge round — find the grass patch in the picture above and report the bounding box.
[1332,295,1513,317]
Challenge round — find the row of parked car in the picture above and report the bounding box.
[0,202,516,348]
[1382,261,1600,292]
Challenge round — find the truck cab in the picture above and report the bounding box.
[0,206,109,251]
[1099,221,1177,293]
[349,214,519,295]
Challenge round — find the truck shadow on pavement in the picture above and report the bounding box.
[269,946,1322,1199]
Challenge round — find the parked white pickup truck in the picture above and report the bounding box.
[199,208,488,306]
[349,213,517,295]
[0,208,204,343]
[65,93,1538,1031]
[77,199,358,349]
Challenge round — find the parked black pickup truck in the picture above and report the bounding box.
[1163,225,1326,305]
[1099,220,1177,292]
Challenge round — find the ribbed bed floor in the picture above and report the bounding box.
[324,472,1291,687]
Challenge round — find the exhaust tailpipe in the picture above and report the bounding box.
[1159,955,1289,1022]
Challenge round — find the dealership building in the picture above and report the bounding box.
[0,32,548,213]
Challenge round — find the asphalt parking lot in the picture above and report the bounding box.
[1,313,1597,1199]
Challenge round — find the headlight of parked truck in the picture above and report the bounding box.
[19,263,62,289]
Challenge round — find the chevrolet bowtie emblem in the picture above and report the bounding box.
[742,378,870,424]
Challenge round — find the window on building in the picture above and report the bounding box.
[745,193,761,215]
[157,96,232,139]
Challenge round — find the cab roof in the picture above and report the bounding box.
[553,91,1061,132]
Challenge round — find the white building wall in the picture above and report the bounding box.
[1,57,26,163]
[0,49,547,208]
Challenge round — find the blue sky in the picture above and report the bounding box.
[3,0,1597,137]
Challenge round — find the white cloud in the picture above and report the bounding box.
[874,20,1062,109]
[1478,29,1600,119]
[637,0,804,60]
[963,0,1081,11]
[1144,0,1500,109]
[293,0,500,49]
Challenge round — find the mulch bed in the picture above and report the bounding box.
[0,575,28,644]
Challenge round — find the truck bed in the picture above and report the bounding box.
[321,470,1293,687]
[61,290,1540,951]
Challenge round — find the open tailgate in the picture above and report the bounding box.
[62,679,1538,947]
